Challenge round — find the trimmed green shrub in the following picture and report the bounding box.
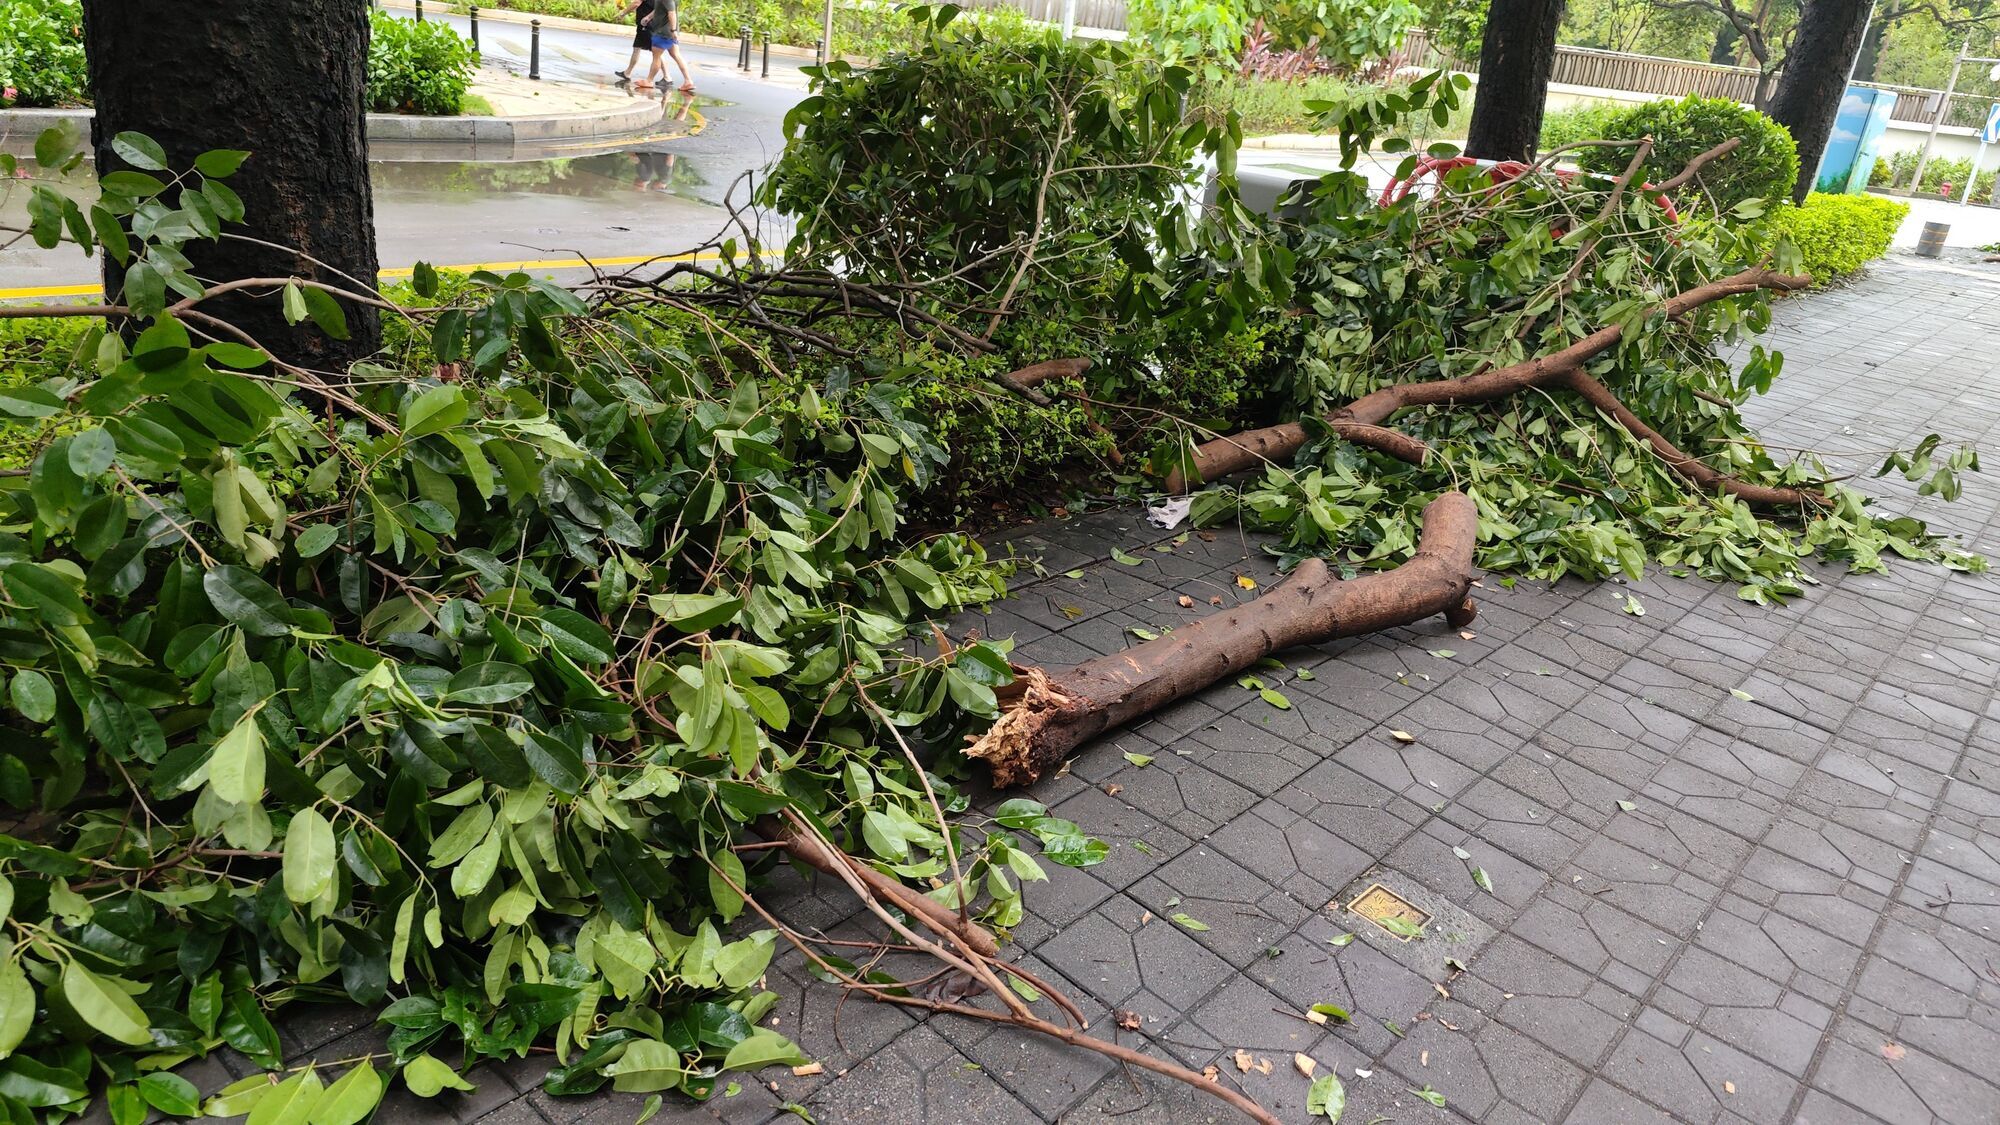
[1579,95,1800,210]
[1537,101,1627,154]
[367,11,479,116]
[1769,192,1908,282]
[0,0,87,108]
[0,313,91,469]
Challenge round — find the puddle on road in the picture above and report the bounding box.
[369,149,711,205]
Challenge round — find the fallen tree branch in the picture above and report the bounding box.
[966,491,1480,786]
[1165,266,1811,492]
[759,813,1001,960]
[1557,366,1824,507]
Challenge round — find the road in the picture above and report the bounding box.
[0,11,811,297]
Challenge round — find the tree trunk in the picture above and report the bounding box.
[81,0,382,369]
[1465,0,1566,161]
[965,494,1481,787]
[1766,0,1875,203]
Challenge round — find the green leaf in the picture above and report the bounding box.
[300,286,350,340]
[281,282,308,325]
[1621,593,1646,617]
[539,607,614,663]
[1259,687,1291,710]
[111,132,168,171]
[0,959,33,1059]
[1109,548,1145,565]
[207,706,268,805]
[7,671,55,724]
[1327,932,1355,947]
[1309,1002,1351,1023]
[1121,751,1155,767]
[1307,1073,1346,1121]
[195,149,252,178]
[1616,799,1637,812]
[1471,867,1494,895]
[444,662,536,705]
[67,428,116,478]
[137,1072,202,1117]
[204,565,296,636]
[246,1070,323,1125]
[296,524,339,558]
[401,1054,474,1097]
[605,1040,684,1093]
[309,1061,382,1125]
[1169,912,1209,932]
[721,1028,807,1072]
[708,848,747,924]
[401,386,467,438]
[0,386,65,418]
[60,960,153,1046]
[1379,916,1424,940]
[283,807,336,904]
[647,592,742,632]
[1409,1085,1446,1108]
[714,931,776,990]
[33,128,68,168]
[1730,688,1755,702]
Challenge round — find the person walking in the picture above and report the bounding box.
[638,0,695,94]
[615,0,654,81]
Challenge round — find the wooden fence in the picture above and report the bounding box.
[1401,29,1771,102]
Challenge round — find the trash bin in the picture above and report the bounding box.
[1917,221,1949,258]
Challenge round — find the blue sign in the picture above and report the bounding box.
[1984,102,2000,145]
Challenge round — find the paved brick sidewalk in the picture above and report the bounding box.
[254,255,2000,1124]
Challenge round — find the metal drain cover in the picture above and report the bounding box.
[1347,882,1432,940]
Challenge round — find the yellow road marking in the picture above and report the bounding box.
[0,251,744,301]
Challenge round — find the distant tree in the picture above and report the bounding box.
[1465,0,1566,161]
[1767,0,1874,201]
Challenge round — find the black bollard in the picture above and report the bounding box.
[529,19,541,80]
[761,32,770,78]
[469,5,480,50]
[739,25,752,70]
[815,36,824,65]
[414,0,424,19]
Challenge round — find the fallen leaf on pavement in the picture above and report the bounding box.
[1294,1053,1317,1078]
[1255,1057,1273,1076]
[1882,1043,1906,1061]
[1236,575,1257,589]
[1389,729,1416,743]
[1202,1065,1220,1082]
[1177,595,1196,608]
[1234,1049,1254,1073]
[1115,1009,1142,1031]
[1723,1081,1736,1094]
[792,1063,823,1077]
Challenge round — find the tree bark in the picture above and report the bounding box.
[965,493,1481,787]
[81,0,382,369]
[1465,0,1567,162]
[1766,0,1876,203]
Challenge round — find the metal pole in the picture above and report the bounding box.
[469,5,480,51]
[761,32,771,78]
[815,36,825,66]
[1061,0,1076,38]
[415,0,424,19]
[1966,136,1989,205]
[529,19,541,80]
[1843,1,1875,85]
[1913,38,1969,191]
[821,0,834,66]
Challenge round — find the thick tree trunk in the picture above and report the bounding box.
[1465,0,1566,161]
[965,493,1481,787]
[81,0,382,369]
[1766,0,1876,203]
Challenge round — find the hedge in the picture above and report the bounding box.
[1769,192,1908,283]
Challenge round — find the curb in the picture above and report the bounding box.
[0,99,666,148]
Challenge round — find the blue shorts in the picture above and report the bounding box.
[650,32,676,49]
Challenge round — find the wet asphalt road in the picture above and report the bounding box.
[0,11,810,294]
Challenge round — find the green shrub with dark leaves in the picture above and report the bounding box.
[368,11,480,116]
[0,127,1071,1121]
[1766,192,1908,283]
[1578,94,1800,209]
[0,0,87,108]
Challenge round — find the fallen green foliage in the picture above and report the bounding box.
[0,128,1065,1119]
[1182,79,1980,602]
